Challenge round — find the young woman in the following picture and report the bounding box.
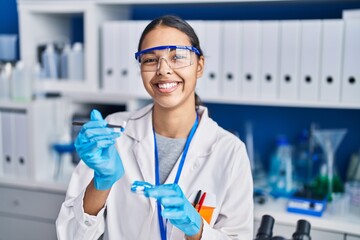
[56,15,253,240]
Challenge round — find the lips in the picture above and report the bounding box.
[153,81,181,93]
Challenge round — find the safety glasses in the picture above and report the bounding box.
[135,45,201,72]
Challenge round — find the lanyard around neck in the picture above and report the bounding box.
[153,113,199,240]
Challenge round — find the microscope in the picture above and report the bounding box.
[254,215,311,240]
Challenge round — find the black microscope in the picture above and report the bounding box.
[254,215,311,240]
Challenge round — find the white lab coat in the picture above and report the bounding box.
[56,104,253,240]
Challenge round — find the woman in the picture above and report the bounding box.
[56,15,253,240]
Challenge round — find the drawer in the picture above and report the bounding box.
[347,235,360,240]
[0,186,65,220]
[0,215,57,240]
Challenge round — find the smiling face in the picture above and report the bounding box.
[139,25,204,112]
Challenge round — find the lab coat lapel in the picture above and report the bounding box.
[165,106,218,189]
[169,107,219,239]
[125,104,157,211]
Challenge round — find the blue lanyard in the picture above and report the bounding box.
[153,113,199,240]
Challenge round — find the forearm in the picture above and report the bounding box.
[83,178,111,216]
[185,219,203,240]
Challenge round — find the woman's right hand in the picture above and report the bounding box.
[74,109,124,190]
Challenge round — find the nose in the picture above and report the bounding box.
[156,57,173,75]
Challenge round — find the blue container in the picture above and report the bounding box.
[0,35,17,61]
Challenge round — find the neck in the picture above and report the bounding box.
[153,105,197,138]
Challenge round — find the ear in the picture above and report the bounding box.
[196,56,205,79]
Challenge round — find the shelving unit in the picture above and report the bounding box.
[6,0,360,239]
[16,0,360,109]
[0,99,74,186]
[0,98,76,240]
[17,1,130,94]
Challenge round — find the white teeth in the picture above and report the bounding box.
[158,82,178,89]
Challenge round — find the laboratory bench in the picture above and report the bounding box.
[0,180,66,240]
[1,175,360,240]
[0,165,71,240]
[254,197,360,240]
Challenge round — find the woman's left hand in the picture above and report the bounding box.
[144,183,203,237]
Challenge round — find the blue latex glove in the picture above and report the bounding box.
[144,183,202,236]
[74,109,124,190]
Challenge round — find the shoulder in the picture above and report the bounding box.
[199,105,246,153]
[105,103,153,125]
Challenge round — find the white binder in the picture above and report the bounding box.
[241,21,261,99]
[343,9,360,19]
[187,20,206,97]
[341,20,360,105]
[279,20,301,101]
[202,21,221,98]
[1,111,14,177]
[0,111,3,175]
[259,21,280,100]
[103,21,133,94]
[320,20,343,103]
[117,22,132,94]
[13,112,30,179]
[299,20,322,102]
[221,21,242,98]
[129,21,149,98]
[102,22,118,92]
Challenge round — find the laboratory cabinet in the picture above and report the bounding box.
[0,99,76,187]
[0,184,65,240]
[347,235,360,240]
[17,0,360,109]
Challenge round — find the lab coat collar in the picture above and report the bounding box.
[125,103,218,158]
[126,103,154,142]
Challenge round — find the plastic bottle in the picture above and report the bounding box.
[68,42,84,81]
[42,43,59,79]
[0,62,12,100]
[59,44,71,79]
[32,62,47,99]
[11,61,32,102]
[268,136,295,198]
[294,129,312,188]
[294,128,326,190]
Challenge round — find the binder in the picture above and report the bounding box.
[129,21,149,98]
[259,21,280,100]
[102,21,132,94]
[102,22,118,92]
[188,20,206,97]
[1,111,14,177]
[341,20,360,105]
[299,20,322,102]
[13,112,30,179]
[279,20,301,101]
[202,21,221,98]
[241,21,261,99]
[116,22,131,94]
[319,20,344,103]
[221,21,242,98]
[0,111,2,175]
[342,9,360,19]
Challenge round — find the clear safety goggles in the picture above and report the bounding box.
[134,45,201,72]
